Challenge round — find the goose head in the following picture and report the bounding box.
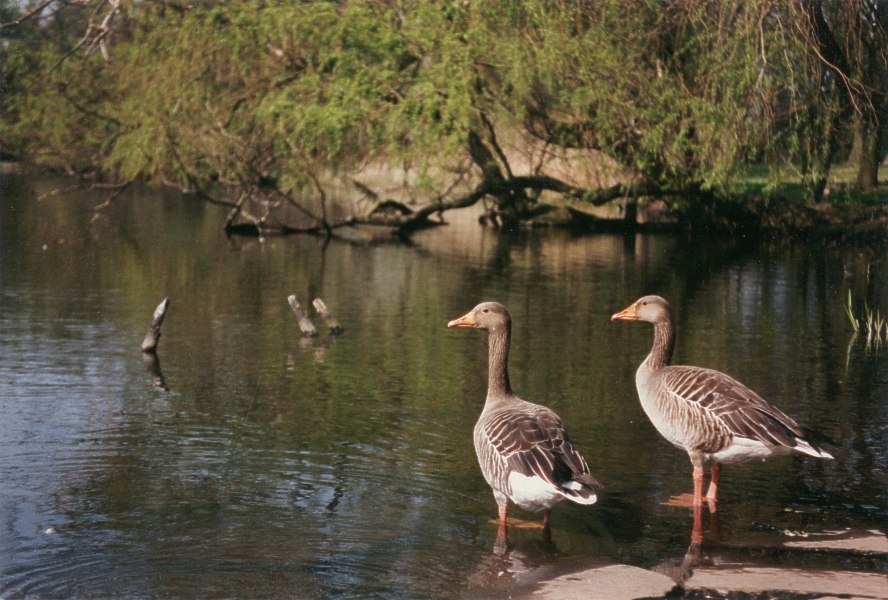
[448,302,511,334]
[611,295,672,324]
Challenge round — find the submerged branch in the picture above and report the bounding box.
[93,178,134,210]
[288,296,318,337]
[224,192,249,229]
[141,297,170,352]
[313,298,344,334]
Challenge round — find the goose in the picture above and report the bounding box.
[448,302,601,532]
[611,295,833,509]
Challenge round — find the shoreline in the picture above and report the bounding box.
[3,165,886,244]
[467,529,888,600]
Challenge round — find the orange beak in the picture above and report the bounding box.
[611,303,638,321]
[447,310,476,328]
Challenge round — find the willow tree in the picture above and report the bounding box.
[1,0,879,237]
[796,0,888,192]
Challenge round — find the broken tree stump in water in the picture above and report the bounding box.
[288,295,318,337]
[313,298,344,334]
[141,298,170,352]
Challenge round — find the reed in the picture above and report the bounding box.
[847,290,888,349]
[846,290,860,333]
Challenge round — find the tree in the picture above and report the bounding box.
[798,0,888,192]
[1,0,883,238]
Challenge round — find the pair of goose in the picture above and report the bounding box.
[447,297,833,532]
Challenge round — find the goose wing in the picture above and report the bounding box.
[481,404,602,490]
[663,366,829,455]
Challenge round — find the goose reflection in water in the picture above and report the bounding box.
[650,504,721,588]
[467,529,560,591]
[652,538,712,589]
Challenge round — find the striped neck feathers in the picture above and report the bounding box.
[486,325,513,398]
[644,320,675,371]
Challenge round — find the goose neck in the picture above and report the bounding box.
[644,320,675,371]
[487,327,512,398]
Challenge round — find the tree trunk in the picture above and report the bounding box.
[467,129,533,228]
[810,176,828,203]
[855,109,882,191]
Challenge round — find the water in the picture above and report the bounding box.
[1,175,886,598]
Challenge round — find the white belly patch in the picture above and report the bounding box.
[507,472,563,513]
[710,437,789,464]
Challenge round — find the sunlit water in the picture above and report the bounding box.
[1,175,886,598]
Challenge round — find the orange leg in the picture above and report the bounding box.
[691,467,706,543]
[497,505,508,539]
[705,463,721,512]
[692,466,704,508]
[691,501,703,544]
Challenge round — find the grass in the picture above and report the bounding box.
[846,290,888,349]
[715,163,888,239]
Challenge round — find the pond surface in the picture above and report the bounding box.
[1,175,886,599]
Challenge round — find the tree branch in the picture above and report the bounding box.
[93,177,134,210]
[799,1,863,115]
[479,112,513,179]
[0,0,56,30]
[385,175,662,236]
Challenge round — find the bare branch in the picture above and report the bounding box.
[93,178,134,210]
[41,0,124,77]
[224,192,248,229]
[141,297,170,353]
[305,168,332,237]
[479,112,513,179]
[222,173,667,238]
[36,183,84,201]
[0,0,56,30]
[288,296,318,338]
[312,299,343,334]
[37,179,133,203]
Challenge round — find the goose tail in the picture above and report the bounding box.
[560,473,602,505]
[794,438,834,460]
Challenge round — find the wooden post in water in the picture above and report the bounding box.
[313,298,344,334]
[141,298,170,352]
[288,295,318,337]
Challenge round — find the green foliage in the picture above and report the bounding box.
[0,0,881,227]
[3,1,485,193]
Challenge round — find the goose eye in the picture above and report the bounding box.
[482,308,490,313]
[641,301,648,306]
